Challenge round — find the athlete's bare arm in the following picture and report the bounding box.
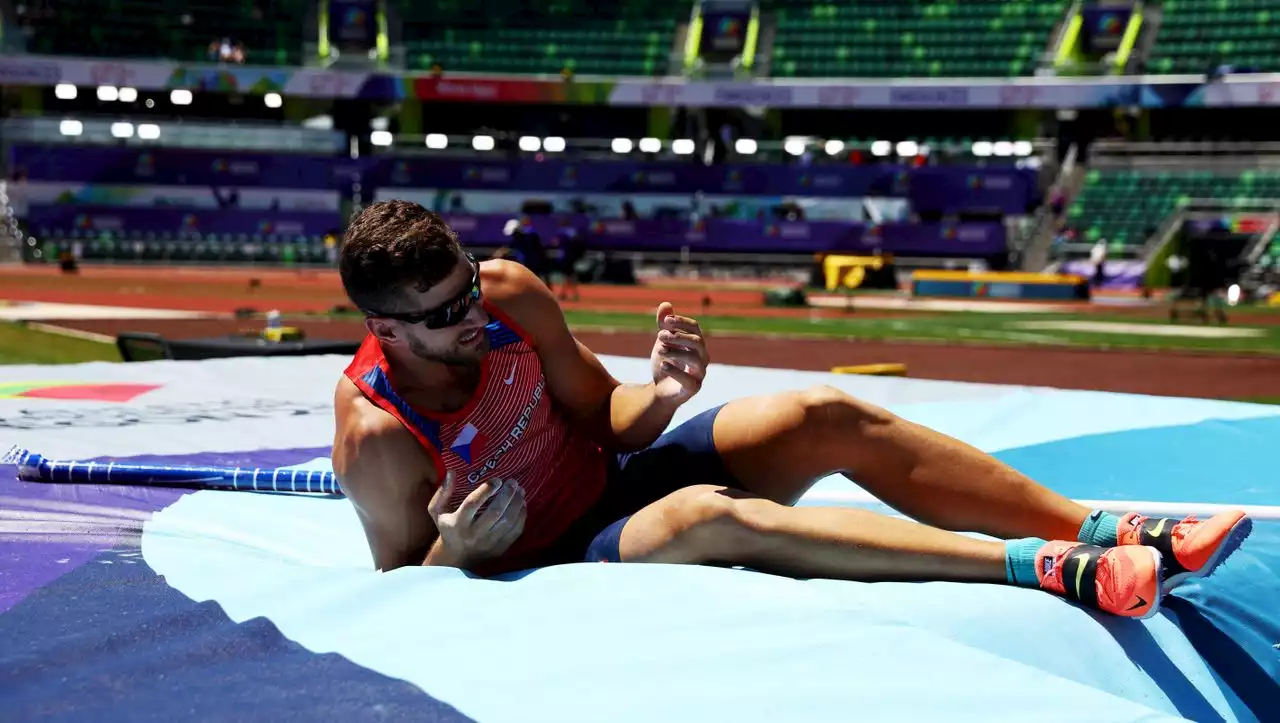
[484,260,680,452]
[332,377,444,571]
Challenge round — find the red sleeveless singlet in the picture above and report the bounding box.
[343,301,609,567]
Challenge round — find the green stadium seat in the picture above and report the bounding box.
[19,0,309,65]
[1149,0,1280,73]
[1070,167,1280,250]
[766,0,1067,78]
[399,1,683,76]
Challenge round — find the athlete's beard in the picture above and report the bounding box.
[406,331,489,367]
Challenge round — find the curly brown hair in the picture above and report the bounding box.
[339,200,463,313]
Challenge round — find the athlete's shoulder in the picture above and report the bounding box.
[333,376,435,489]
[477,257,563,346]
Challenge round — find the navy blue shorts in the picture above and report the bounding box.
[543,403,742,565]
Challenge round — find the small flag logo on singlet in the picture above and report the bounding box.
[450,423,488,465]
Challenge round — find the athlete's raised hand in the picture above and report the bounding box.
[651,301,709,404]
[428,472,526,567]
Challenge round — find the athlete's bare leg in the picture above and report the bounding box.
[707,386,1091,542]
[617,484,1007,582]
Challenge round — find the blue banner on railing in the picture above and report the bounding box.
[10,146,1039,215]
[441,213,1007,256]
[377,158,1039,214]
[24,206,343,239]
[22,205,1005,256]
[8,147,361,191]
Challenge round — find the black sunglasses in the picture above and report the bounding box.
[367,254,482,329]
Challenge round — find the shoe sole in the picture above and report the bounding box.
[1161,515,1254,594]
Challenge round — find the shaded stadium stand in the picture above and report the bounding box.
[398,0,683,75]
[19,0,307,65]
[1148,0,1280,74]
[1069,168,1280,249]
[767,0,1066,78]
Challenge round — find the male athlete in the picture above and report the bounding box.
[333,200,1250,619]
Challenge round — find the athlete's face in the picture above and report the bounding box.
[371,253,490,366]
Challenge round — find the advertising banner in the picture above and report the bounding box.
[24,206,342,239]
[2,54,1280,107]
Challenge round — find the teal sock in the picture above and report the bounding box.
[1077,510,1121,547]
[1004,537,1047,587]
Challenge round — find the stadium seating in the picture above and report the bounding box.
[20,0,307,66]
[1148,0,1280,74]
[1068,167,1280,247]
[398,0,682,76]
[767,0,1066,78]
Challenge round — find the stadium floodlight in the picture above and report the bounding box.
[118,87,138,103]
[784,137,807,156]
[895,140,919,157]
[871,140,892,157]
[992,141,1014,157]
[54,84,77,100]
[672,138,696,155]
[611,138,634,154]
[734,138,758,155]
[425,133,448,149]
[542,136,566,152]
[971,141,994,157]
[824,139,845,156]
[370,130,394,147]
[518,136,542,152]
[58,119,83,137]
[264,92,283,109]
[110,122,135,139]
[97,85,119,102]
[1012,140,1034,157]
[170,89,193,105]
[137,123,161,140]
[638,137,662,153]
[472,135,496,151]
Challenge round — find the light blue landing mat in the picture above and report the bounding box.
[0,355,1277,722]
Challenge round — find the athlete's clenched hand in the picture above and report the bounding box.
[428,472,526,567]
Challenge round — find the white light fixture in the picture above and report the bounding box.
[110,122,134,139]
[611,138,634,154]
[118,87,138,103]
[672,138,696,155]
[170,89,193,105]
[824,139,845,156]
[425,133,448,149]
[54,84,77,100]
[784,137,807,156]
[472,135,495,151]
[993,141,1014,157]
[1012,140,1034,157]
[638,137,662,153]
[370,130,393,147]
[518,136,542,152]
[137,123,161,140]
[97,85,119,102]
[542,136,566,152]
[971,141,994,157]
[58,119,83,136]
[264,92,283,109]
[734,138,758,155]
[895,140,919,157]
[870,140,892,157]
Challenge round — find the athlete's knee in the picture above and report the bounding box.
[785,385,895,434]
[668,486,779,563]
